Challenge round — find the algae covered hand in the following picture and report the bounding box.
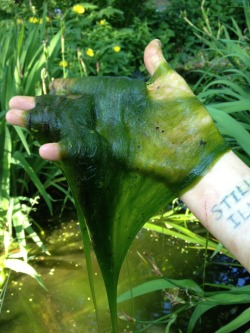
[7,39,228,191]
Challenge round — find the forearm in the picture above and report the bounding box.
[181,150,250,271]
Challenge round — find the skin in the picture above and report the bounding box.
[182,151,250,271]
[6,39,250,273]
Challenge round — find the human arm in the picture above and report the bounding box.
[146,40,250,268]
[181,150,250,271]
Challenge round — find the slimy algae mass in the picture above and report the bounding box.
[25,64,229,332]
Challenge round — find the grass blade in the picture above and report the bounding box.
[215,307,250,333]
[13,151,53,214]
[207,106,250,156]
[4,258,46,289]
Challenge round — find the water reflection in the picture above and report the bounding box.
[1,219,249,332]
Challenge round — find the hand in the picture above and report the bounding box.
[7,39,228,194]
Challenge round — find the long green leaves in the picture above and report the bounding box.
[188,287,250,333]
[144,204,232,258]
[118,278,250,333]
[117,278,204,303]
[184,1,250,166]
[4,259,46,289]
[207,106,250,157]
[0,5,62,298]
[0,123,11,212]
[12,151,53,214]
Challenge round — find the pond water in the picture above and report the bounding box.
[1,218,249,333]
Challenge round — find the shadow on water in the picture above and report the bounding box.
[1,218,250,333]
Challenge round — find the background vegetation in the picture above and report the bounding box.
[0,0,250,332]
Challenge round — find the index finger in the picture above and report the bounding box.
[9,96,35,110]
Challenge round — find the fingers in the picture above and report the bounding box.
[144,39,195,98]
[6,96,35,127]
[39,143,62,161]
[7,96,62,161]
[5,109,27,126]
[144,39,168,77]
[9,96,35,110]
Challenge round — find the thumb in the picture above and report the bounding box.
[144,39,170,77]
[144,39,194,98]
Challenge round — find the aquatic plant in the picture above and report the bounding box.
[21,43,229,331]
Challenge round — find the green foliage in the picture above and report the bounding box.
[0,4,67,299]
[118,278,250,332]
[146,0,246,70]
[144,202,232,258]
[4,0,243,79]
[62,10,135,76]
[49,0,246,77]
[184,0,250,165]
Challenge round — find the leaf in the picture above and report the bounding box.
[96,6,124,19]
[207,106,250,156]
[12,209,28,262]
[165,314,177,333]
[210,242,224,258]
[206,293,250,304]
[12,151,53,214]
[203,79,249,98]
[24,224,50,255]
[188,291,250,333]
[13,127,31,155]
[188,302,217,333]
[74,204,101,331]
[0,124,11,210]
[227,285,250,295]
[24,30,61,94]
[144,222,231,257]
[117,278,203,303]
[208,99,250,114]
[215,307,250,333]
[4,259,46,289]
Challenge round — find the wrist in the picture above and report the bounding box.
[180,150,250,271]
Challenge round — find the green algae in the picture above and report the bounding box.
[25,64,229,332]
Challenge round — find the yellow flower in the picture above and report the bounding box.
[59,60,68,68]
[17,18,23,25]
[113,45,121,53]
[29,17,39,24]
[72,4,85,14]
[29,16,50,24]
[99,19,107,26]
[39,17,50,24]
[86,48,95,57]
